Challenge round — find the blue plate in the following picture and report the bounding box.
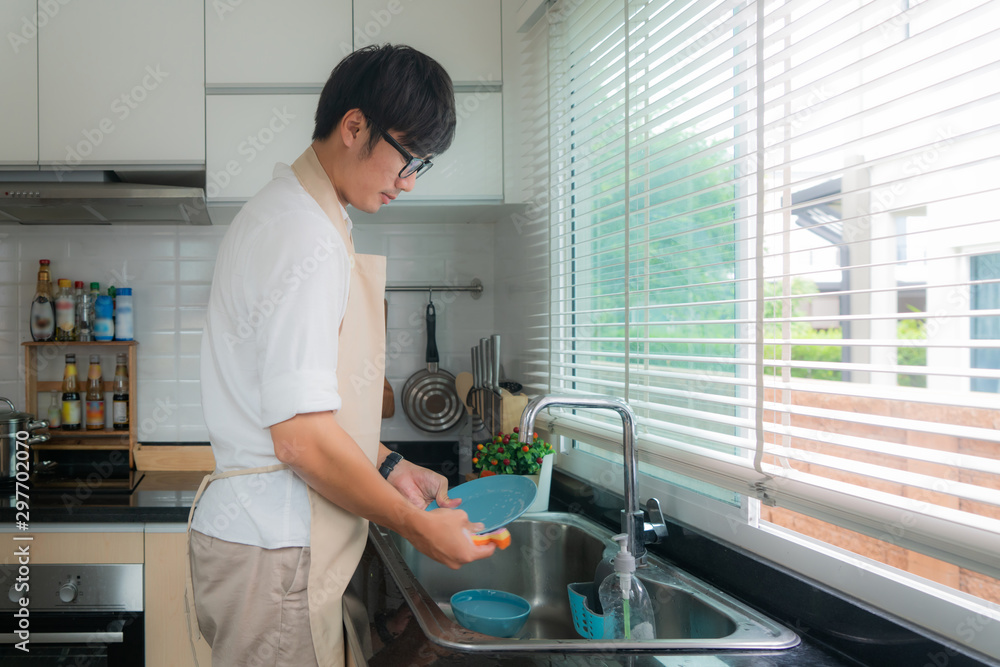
[426,475,537,534]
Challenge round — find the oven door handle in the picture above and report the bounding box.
[0,631,123,644]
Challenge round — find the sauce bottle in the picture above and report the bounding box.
[86,355,105,431]
[29,260,55,341]
[61,354,82,431]
[112,353,129,431]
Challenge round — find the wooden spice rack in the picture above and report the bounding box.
[22,341,138,468]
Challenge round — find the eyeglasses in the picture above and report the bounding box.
[373,125,433,179]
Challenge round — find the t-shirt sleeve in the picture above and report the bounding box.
[244,213,351,427]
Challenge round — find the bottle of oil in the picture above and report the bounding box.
[112,353,129,431]
[29,260,56,341]
[86,355,105,431]
[61,354,82,431]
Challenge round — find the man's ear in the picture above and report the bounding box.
[339,109,367,150]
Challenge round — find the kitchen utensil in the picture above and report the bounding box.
[382,299,395,419]
[477,338,492,432]
[481,337,503,434]
[1,397,50,485]
[455,372,474,415]
[425,474,537,533]
[498,362,522,394]
[450,589,530,638]
[470,527,512,549]
[469,346,482,416]
[467,347,491,443]
[401,299,463,433]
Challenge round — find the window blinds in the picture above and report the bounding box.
[546,0,1000,580]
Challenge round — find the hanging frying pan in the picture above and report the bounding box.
[401,299,464,433]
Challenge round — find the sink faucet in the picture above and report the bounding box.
[519,395,668,565]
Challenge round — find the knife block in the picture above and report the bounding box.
[499,389,529,435]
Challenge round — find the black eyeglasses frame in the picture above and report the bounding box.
[372,125,433,179]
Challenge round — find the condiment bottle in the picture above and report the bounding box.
[85,355,105,431]
[77,280,94,341]
[112,353,129,431]
[114,288,133,340]
[29,259,56,341]
[55,279,77,341]
[93,295,114,341]
[61,354,82,431]
[47,389,62,429]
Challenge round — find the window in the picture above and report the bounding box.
[538,0,1000,657]
[972,252,1000,393]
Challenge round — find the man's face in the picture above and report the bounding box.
[345,127,423,214]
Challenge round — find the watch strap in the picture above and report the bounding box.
[379,451,403,479]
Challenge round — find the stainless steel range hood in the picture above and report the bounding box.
[0,179,211,225]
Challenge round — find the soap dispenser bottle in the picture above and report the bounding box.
[598,534,655,640]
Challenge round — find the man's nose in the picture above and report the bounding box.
[397,171,417,192]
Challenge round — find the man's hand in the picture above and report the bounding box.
[386,458,459,510]
[402,507,496,570]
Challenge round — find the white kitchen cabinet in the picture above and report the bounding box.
[206,0,352,86]
[206,94,320,201]
[38,0,204,166]
[0,0,38,165]
[408,92,503,201]
[351,0,501,83]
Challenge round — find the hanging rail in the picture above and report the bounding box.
[384,278,483,299]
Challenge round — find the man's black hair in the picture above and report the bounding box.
[313,44,456,158]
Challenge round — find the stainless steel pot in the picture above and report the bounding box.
[1,397,50,482]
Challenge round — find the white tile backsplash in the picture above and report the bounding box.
[0,219,498,445]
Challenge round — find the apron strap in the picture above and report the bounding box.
[185,462,290,665]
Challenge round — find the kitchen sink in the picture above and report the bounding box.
[366,511,800,652]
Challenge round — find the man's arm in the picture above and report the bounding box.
[271,411,495,569]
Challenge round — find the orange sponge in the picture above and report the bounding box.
[471,528,511,549]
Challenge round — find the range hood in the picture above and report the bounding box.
[0,179,211,225]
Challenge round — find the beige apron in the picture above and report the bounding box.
[186,146,387,667]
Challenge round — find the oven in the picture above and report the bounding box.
[0,563,144,665]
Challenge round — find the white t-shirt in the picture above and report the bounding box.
[192,161,352,548]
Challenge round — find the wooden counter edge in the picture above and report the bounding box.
[135,444,215,472]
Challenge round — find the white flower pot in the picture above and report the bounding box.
[522,453,553,513]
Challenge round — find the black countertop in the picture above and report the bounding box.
[0,471,201,523]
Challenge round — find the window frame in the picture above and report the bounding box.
[538,0,1000,658]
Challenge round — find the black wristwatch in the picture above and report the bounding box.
[379,451,403,479]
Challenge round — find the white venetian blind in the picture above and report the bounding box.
[545,0,1000,582]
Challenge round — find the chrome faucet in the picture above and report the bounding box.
[519,395,668,565]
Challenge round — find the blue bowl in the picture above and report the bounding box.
[450,589,531,638]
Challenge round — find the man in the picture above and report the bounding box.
[188,45,495,667]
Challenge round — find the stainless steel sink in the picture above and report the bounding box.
[367,511,799,652]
